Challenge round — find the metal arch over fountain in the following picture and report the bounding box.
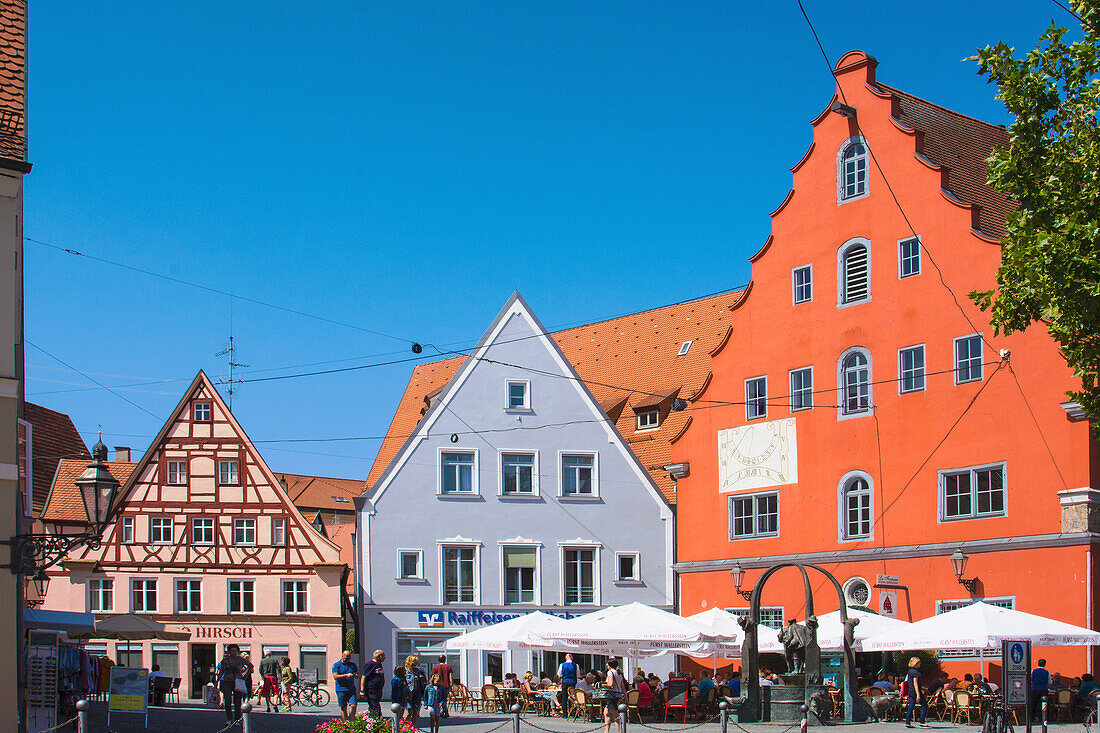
[737,562,871,724]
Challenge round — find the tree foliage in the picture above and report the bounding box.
[972,1,1100,424]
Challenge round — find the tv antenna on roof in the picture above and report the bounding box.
[216,300,249,409]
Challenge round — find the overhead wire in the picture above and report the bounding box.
[26,340,161,420]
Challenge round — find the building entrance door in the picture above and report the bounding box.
[190,643,217,699]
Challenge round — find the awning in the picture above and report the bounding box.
[23,609,96,636]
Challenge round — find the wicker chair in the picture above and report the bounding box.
[623,689,643,723]
[952,691,980,725]
[480,684,501,713]
[449,684,470,712]
[1053,689,1075,722]
[571,690,595,722]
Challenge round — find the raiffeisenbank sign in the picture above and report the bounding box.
[418,609,581,628]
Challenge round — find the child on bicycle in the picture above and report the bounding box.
[425,673,445,733]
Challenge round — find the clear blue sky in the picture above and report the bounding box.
[22,0,1078,479]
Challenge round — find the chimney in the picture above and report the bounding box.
[114,446,131,462]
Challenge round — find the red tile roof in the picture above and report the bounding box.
[0,0,26,161]
[23,402,89,515]
[875,82,1015,240]
[275,472,365,513]
[41,459,137,524]
[366,291,743,503]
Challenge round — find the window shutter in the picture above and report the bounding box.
[844,245,869,302]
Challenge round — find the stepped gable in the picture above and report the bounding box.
[365,290,742,502]
[0,0,25,161]
[275,471,365,513]
[23,402,90,515]
[42,459,137,525]
[875,81,1015,240]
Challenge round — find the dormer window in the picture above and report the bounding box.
[193,402,212,422]
[506,380,530,410]
[331,496,350,504]
[636,408,659,431]
[838,138,869,201]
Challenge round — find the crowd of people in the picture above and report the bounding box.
[211,644,300,724]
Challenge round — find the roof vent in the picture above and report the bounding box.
[677,341,693,356]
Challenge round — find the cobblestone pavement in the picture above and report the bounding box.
[68,701,1092,733]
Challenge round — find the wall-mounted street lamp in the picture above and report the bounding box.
[730,561,754,602]
[24,570,50,608]
[4,440,119,577]
[950,546,979,593]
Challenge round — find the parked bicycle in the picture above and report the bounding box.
[285,682,331,708]
[982,696,1014,733]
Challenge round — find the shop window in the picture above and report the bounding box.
[300,647,328,684]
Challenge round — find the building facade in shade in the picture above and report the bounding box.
[357,293,677,686]
[39,372,347,700]
[671,51,1098,676]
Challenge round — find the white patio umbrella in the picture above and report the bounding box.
[815,608,911,651]
[444,611,574,651]
[861,601,1100,652]
[538,602,737,655]
[685,607,785,655]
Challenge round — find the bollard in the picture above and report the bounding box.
[392,702,404,733]
[512,703,522,733]
[76,699,89,733]
[800,703,808,733]
[619,702,628,733]
[719,701,729,733]
[242,701,253,733]
[1042,697,1048,733]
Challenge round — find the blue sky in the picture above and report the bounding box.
[23,1,1077,479]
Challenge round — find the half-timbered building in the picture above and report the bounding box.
[39,371,347,699]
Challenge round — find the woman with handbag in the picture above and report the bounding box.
[216,644,250,724]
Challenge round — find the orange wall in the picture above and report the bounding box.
[671,51,1097,664]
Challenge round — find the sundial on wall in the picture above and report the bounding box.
[717,417,797,492]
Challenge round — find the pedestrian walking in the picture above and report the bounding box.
[431,654,453,718]
[361,649,387,717]
[216,644,249,724]
[332,649,361,720]
[258,649,282,713]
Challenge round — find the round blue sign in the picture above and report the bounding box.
[1010,642,1024,664]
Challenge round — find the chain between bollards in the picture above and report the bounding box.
[76,698,89,733]
[719,701,729,733]
[800,703,808,733]
[512,702,522,733]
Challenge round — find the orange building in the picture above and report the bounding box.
[671,51,1099,677]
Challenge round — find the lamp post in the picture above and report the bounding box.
[23,571,49,608]
[5,440,119,577]
[951,546,979,593]
[730,561,754,601]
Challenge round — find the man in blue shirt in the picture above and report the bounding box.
[332,650,360,721]
[557,654,579,714]
[1031,659,1051,722]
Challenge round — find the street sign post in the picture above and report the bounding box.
[1003,639,1031,732]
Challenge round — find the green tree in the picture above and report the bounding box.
[972,1,1100,425]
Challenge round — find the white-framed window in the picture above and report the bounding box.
[899,345,926,393]
[233,518,256,546]
[150,517,173,545]
[843,576,872,607]
[506,380,530,410]
[677,340,693,356]
[88,578,114,613]
[940,462,1006,521]
[615,552,641,582]
[728,607,785,630]
[839,472,873,540]
[789,367,813,411]
[218,459,239,485]
[228,579,255,613]
[191,517,215,545]
[442,545,477,604]
[281,580,309,614]
[955,334,984,384]
[563,547,597,605]
[636,408,659,430]
[166,460,187,485]
[745,376,767,420]
[838,347,872,417]
[272,518,286,547]
[116,642,142,668]
[193,402,212,422]
[131,578,157,613]
[398,549,424,580]
[500,452,536,496]
[838,239,871,305]
[120,516,134,544]
[175,579,201,613]
[502,546,537,605]
[560,453,597,497]
[439,450,477,495]
[793,265,813,304]
[899,236,921,278]
[729,492,779,539]
[838,138,869,201]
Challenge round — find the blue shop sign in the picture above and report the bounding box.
[418,609,579,627]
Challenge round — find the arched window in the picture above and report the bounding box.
[839,240,870,304]
[838,347,872,417]
[839,472,873,540]
[839,139,868,200]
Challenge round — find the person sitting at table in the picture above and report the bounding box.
[729,671,742,697]
[504,672,519,688]
[635,673,653,709]
[539,670,553,687]
[522,672,540,699]
[759,669,774,687]
[648,674,663,694]
[925,672,949,699]
[1071,677,1083,691]
[969,674,993,695]
[1076,673,1099,716]
[872,673,895,692]
[955,674,974,690]
[578,672,597,695]
[1051,673,1067,691]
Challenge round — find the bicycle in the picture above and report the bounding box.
[286,682,331,707]
[982,696,1014,733]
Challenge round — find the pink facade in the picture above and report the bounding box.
[40,372,347,700]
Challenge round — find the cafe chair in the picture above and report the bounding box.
[1053,689,1075,721]
[168,677,181,705]
[480,684,500,713]
[449,684,470,712]
[952,691,980,725]
[623,689,643,723]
